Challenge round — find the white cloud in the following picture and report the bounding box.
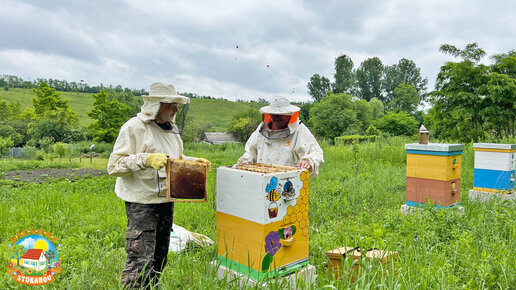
[19,237,35,250]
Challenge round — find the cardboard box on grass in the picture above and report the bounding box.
[326,247,398,281]
[166,158,208,202]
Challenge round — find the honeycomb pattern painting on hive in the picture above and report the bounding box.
[282,170,309,237]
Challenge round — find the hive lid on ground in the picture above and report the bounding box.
[473,143,516,150]
[405,143,464,152]
[166,158,208,203]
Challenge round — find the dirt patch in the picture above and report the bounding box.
[4,168,107,183]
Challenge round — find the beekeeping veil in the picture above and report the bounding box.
[137,82,190,134]
[258,97,301,139]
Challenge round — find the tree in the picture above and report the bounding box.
[9,244,26,266]
[297,102,312,125]
[88,90,133,143]
[53,142,68,159]
[482,72,516,139]
[484,51,516,138]
[44,249,56,261]
[0,100,21,121]
[428,43,489,142]
[383,58,428,104]
[355,57,384,101]
[307,74,331,102]
[227,109,262,143]
[0,136,14,157]
[309,93,357,141]
[374,111,418,137]
[106,90,142,116]
[369,98,384,120]
[29,120,83,145]
[333,54,355,94]
[31,82,78,124]
[0,125,23,147]
[353,99,372,133]
[388,84,419,114]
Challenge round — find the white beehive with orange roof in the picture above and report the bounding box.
[216,163,309,280]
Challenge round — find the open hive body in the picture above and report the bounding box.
[216,163,310,280]
[405,143,464,208]
[473,143,516,194]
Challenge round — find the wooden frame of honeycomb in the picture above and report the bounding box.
[165,158,208,203]
[235,163,298,174]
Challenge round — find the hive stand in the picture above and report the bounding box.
[210,261,316,288]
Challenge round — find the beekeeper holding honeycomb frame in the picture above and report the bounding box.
[108,82,210,288]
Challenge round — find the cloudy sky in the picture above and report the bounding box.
[1,0,515,102]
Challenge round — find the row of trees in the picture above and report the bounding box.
[0,75,147,96]
[308,55,428,114]
[304,55,427,141]
[305,44,516,143]
[0,81,215,156]
[0,82,144,156]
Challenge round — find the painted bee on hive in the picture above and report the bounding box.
[267,189,281,202]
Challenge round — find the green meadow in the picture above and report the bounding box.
[0,88,263,130]
[1,138,514,288]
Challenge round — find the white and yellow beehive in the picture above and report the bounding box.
[216,163,309,280]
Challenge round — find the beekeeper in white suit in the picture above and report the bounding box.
[107,82,210,289]
[237,97,324,177]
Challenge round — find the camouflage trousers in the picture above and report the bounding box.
[121,201,174,289]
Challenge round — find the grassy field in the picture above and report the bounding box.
[0,139,515,289]
[0,88,263,131]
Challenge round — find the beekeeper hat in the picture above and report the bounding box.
[141,82,190,104]
[259,97,300,115]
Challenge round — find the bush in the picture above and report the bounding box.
[0,136,14,157]
[53,142,68,159]
[374,111,418,137]
[334,135,376,145]
[34,150,46,161]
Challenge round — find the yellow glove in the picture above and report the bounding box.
[145,153,168,170]
[195,157,211,171]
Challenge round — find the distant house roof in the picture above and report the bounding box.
[202,132,238,145]
[21,249,44,260]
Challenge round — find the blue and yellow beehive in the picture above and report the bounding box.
[405,143,464,208]
[473,143,516,193]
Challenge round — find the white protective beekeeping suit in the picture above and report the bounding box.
[107,82,195,204]
[237,97,324,177]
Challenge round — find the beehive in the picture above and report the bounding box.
[473,143,516,193]
[216,163,309,280]
[165,158,208,202]
[326,247,398,281]
[405,143,464,207]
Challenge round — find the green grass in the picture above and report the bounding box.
[0,88,264,131]
[0,139,515,288]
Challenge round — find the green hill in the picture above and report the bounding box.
[0,88,265,131]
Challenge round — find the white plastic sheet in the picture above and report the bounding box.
[169,224,213,252]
